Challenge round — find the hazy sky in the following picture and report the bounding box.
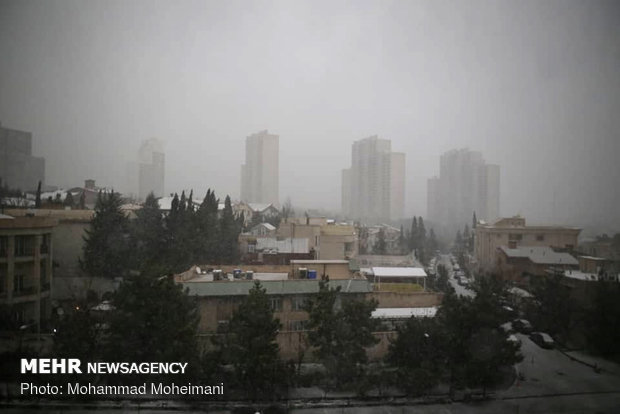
[1,0,619,231]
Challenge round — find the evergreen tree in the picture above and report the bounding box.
[586,281,620,356]
[387,316,447,396]
[218,281,284,399]
[196,189,219,263]
[305,277,379,389]
[409,217,418,251]
[373,227,387,255]
[63,191,74,208]
[104,274,200,384]
[133,192,166,274]
[219,195,240,264]
[472,211,477,229]
[399,225,406,254]
[80,191,132,279]
[35,181,42,208]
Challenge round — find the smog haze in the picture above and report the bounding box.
[1,0,619,232]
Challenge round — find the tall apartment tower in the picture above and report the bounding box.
[240,130,279,205]
[0,123,45,191]
[341,136,405,223]
[138,138,165,200]
[427,148,499,230]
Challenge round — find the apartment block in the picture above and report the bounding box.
[240,130,279,206]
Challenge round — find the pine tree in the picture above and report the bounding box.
[472,211,477,229]
[196,189,220,263]
[63,191,74,208]
[80,191,132,279]
[218,281,284,399]
[409,217,418,251]
[219,195,239,264]
[104,273,200,384]
[133,192,166,274]
[305,277,379,389]
[35,181,42,208]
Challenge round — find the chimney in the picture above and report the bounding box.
[85,179,95,190]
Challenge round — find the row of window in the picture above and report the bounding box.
[217,319,310,332]
[269,296,307,312]
[0,235,50,257]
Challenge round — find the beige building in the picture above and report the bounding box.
[474,216,581,274]
[342,136,405,223]
[176,275,442,361]
[278,217,357,260]
[240,130,279,206]
[0,214,56,329]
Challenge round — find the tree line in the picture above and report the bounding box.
[81,189,244,279]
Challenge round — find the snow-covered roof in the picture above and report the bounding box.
[372,307,438,319]
[248,203,278,213]
[0,214,15,220]
[499,246,578,266]
[253,222,276,231]
[372,267,427,278]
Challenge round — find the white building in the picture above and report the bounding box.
[342,136,405,223]
[240,130,279,206]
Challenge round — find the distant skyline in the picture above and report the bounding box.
[1,0,619,233]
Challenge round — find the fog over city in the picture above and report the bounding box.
[1,0,619,231]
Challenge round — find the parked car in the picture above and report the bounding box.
[529,332,555,349]
[513,319,533,334]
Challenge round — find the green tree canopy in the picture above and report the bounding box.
[80,190,132,279]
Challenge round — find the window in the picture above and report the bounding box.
[40,235,50,254]
[13,274,24,293]
[270,297,282,312]
[0,237,7,256]
[536,234,545,241]
[292,296,307,311]
[40,261,47,287]
[0,267,5,294]
[15,236,34,256]
[508,234,523,241]
[289,320,309,331]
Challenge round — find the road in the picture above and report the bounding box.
[438,254,474,298]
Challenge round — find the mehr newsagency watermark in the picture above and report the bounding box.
[19,358,224,397]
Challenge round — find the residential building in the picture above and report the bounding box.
[0,214,56,329]
[138,138,165,200]
[175,269,443,360]
[278,217,358,260]
[0,123,45,191]
[342,136,405,223]
[496,245,579,286]
[4,208,120,302]
[474,216,581,274]
[240,130,279,206]
[427,148,499,231]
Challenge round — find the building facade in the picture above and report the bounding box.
[474,216,581,274]
[341,136,405,223]
[138,138,165,201]
[427,148,499,231]
[0,214,56,329]
[240,130,279,206]
[0,123,45,191]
